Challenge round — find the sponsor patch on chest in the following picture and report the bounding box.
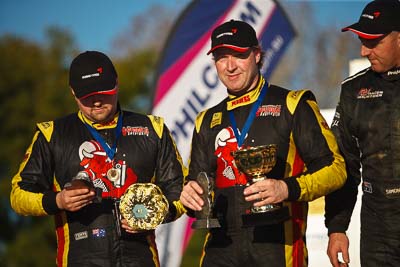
[357,88,383,99]
[122,126,149,136]
[256,105,281,117]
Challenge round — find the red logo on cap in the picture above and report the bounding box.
[231,28,237,34]
[97,67,103,73]
[373,11,380,18]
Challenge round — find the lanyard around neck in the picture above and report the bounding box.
[228,83,268,148]
[84,112,123,160]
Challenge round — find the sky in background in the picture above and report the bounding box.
[0,0,370,55]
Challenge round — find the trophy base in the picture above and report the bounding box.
[192,218,221,229]
[242,206,290,227]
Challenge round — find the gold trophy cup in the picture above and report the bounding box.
[191,172,221,229]
[232,144,290,226]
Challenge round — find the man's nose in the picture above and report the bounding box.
[91,95,103,105]
[360,44,371,57]
[226,56,236,71]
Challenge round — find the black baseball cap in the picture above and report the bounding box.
[342,0,400,39]
[207,20,259,55]
[69,51,118,99]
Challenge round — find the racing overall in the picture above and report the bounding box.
[325,67,400,266]
[186,76,346,267]
[11,109,185,267]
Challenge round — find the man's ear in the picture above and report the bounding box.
[70,87,76,97]
[253,47,261,64]
[397,31,400,47]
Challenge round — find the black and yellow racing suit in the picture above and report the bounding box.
[325,67,400,266]
[10,109,186,267]
[186,76,346,267]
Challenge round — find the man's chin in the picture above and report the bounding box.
[368,62,387,73]
[371,65,387,74]
[91,114,113,124]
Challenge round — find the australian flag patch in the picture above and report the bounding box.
[92,228,106,238]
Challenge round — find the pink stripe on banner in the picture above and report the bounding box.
[153,1,239,106]
[182,217,195,252]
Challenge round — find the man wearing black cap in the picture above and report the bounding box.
[180,20,346,266]
[324,0,400,266]
[10,50,186,266]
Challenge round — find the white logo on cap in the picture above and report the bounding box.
[216,32,233,39]
[82,73,100,79]
[362,14,374,20]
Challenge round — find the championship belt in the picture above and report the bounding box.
[119,183,169,230]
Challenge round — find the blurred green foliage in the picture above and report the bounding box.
[0,29,77,267]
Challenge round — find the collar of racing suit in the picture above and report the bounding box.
[78,107,122,130]
[380,66,400,81]
[226,76,269,111]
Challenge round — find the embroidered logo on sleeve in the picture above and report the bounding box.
[362,181,373,193]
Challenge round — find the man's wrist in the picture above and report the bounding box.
[283,177,300,201]
[43,190,62,214]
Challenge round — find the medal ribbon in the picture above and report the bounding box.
[228,83,268,148]
[84,112,123,160]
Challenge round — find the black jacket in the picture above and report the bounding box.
[10,110,185,266]
[325,67,400,236]
[187,77,346,266]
